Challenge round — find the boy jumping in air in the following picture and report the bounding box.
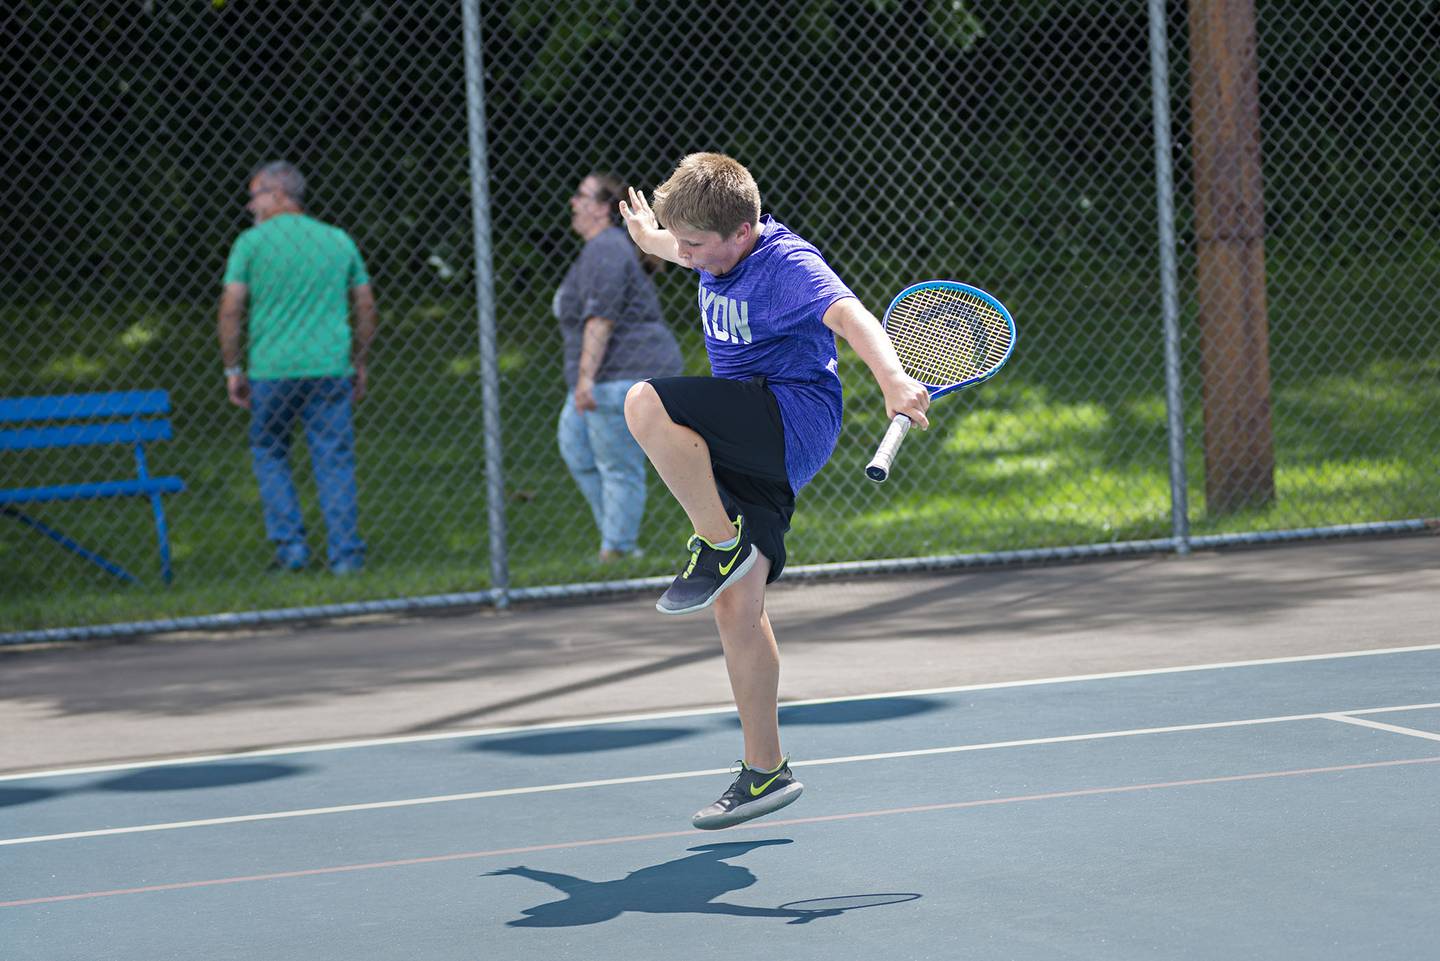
[619,153,930,829]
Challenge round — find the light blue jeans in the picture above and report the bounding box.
[557,379,648,554]
[249,377,365,570]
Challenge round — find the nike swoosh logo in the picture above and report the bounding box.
[749,771,784,796]
[718,546,744,576]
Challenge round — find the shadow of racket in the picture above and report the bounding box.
[778,892,922,923]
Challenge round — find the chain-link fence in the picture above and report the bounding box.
[3,0,1436,642]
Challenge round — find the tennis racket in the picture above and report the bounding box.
[865,280,1017,483]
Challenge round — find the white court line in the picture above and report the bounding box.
[5,700,1440,848]
[1326,713,1440,742]
[5,641,1439,783]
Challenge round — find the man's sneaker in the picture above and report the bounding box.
[656,514,757,615]
[692,758,803,830]
[268,543,309,573]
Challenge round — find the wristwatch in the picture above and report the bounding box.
[224,366,244,378]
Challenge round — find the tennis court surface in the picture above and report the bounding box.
[3,536,1437,959]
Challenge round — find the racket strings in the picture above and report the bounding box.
[887,288,1013,388]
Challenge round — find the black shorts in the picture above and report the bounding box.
[647,375,795,582]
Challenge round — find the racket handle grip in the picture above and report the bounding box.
[865,413,913,483]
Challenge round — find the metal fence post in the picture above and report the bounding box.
[1148,0,1191,555]
[461,0,509,604]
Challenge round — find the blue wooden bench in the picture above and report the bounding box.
[0,390,185,584]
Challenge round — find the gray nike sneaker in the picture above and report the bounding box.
[656,514,757,615]
[692,758,803,830]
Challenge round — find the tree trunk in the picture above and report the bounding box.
[1188,0,1276,514]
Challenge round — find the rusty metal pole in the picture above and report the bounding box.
[1188,0,1276,513]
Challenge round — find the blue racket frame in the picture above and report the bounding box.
[865,280,1017,482]
[881,280,1018,398]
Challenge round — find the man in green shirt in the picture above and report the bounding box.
[217,161,377,574]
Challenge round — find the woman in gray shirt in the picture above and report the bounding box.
[555,172,683,561]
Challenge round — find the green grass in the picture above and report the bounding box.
[3,241,1437,634]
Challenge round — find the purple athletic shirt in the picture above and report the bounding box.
[693,215,854,492]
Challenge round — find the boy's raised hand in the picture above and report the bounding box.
[618,186,668,254]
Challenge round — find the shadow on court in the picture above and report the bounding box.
[469,726,697,756]
[485,839,922,927]
[775,696,944,726]
[0,761,304,809]
[470,699,947,756]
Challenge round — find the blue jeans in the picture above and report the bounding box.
[557,380,648,554]
[249,377,364,569]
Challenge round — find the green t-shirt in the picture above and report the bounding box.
[223,213,370,379]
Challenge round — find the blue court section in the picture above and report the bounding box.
[4,648,1439,960]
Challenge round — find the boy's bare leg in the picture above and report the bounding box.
[712,554,783,771]
[691,549,802,829]
[625,382,736,544]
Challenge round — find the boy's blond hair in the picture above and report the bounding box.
[653,153,761,237]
